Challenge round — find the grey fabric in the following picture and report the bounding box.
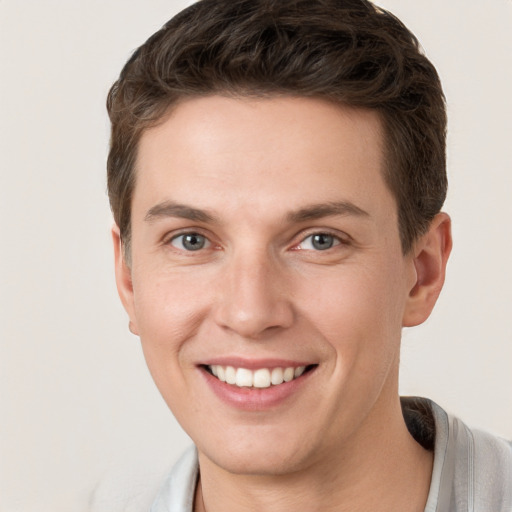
[425,400,512,512]
[151,399,512,512]
[150,445,198,512]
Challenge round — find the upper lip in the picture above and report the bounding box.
[199,357,315,370]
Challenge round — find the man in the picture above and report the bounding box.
[106,0,512,510]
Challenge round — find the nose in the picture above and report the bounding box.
[213,249,294,339]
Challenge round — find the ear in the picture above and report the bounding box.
[112,225,139,336]
[402,213,452,327]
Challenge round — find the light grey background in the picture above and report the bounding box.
[0,1,511,511]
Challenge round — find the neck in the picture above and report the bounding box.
[194,395,433,512]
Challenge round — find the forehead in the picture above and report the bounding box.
[133,95,394,224]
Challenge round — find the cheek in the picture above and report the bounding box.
[131,272,212,427]
[133,265,208,332]
[130,268,213,381]
[296,261,406,365]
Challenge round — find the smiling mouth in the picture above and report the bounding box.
[204,364,316,389]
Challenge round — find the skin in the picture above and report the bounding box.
[113,96,452,511]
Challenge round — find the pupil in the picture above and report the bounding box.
[312,234,333,250]
[183,234,204,250]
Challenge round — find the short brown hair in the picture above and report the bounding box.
[107,0,447,254]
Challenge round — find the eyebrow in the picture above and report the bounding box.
[144,199,369,224]
[145,200,217,223]
[286,201,370,223]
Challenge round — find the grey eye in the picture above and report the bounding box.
[171,233,209,251]
[311,233,335,250]
[299,233,340,251]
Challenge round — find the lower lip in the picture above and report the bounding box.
[200,367,315,411]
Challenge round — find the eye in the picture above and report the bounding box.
[170,233,211,251]
[298,233,341,251]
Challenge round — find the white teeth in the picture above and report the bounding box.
[225,366,236,385]
[208,364,309,388]
[236,368,253,387]
[271,367,284,385]
[253,368,271,388]
[294,366,306,378]
[283,367,295,382]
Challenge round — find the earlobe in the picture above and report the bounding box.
[402,213,452,327]
[112,225,139,336]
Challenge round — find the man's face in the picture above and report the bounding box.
[116,96,419,475]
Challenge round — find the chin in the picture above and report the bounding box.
[195,425,321,476]
[205,449,308,477]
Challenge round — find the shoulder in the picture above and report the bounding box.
[464,422,512,509]
[150,445,198,512]
[427,399,512,512]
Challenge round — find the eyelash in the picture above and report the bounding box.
[168,232,213,252]
[165,230,348,253]
[293,232,345,251]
